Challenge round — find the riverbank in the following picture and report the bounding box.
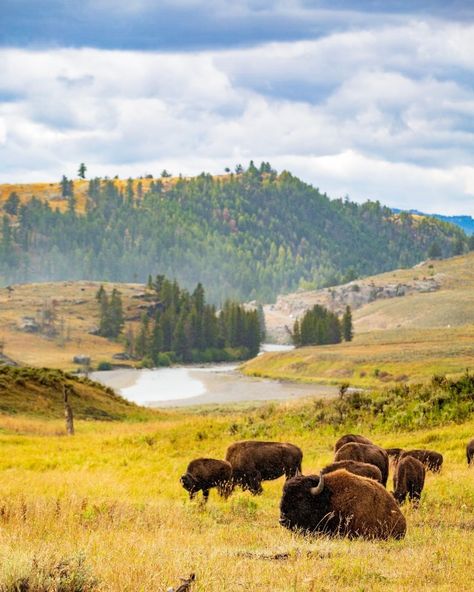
[91,363,338,407]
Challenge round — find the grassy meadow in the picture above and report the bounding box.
[0,400,473,591]
[243,325,474,388]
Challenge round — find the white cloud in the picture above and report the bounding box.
[1,17,474,214]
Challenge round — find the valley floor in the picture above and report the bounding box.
[0,409,473,591]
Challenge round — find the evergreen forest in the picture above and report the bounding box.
[111,275,263,365]
[0,163,467,303]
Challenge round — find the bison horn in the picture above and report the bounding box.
[310,473,325,496]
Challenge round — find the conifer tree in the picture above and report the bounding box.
[342,305,353,341]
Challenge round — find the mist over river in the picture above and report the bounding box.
[91,344,338,407]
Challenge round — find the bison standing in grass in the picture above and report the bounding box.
[393,456,425,506]
[321,460,383,484]
[334,442,389,487]
[225,440,302,495]
[279,469,406,540]
[400,449,443,473]
[180,458,232,502]
[467,439,474,466]
[334,434,373,452]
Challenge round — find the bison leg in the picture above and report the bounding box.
[202,489,210,503]
[217,481,233,499]
[247,472,263,495]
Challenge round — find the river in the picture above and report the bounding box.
[91,344,338,407]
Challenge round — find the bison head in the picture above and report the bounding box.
[279,473,335,534]
[180,472,197,492]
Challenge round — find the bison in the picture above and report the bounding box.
[393,455,425,506]
[321,460,383,484]
[180,458,232,502]
[334,434,373,452]
[400,449,443,473]
[225,440,302,495]
[467,439,474,466]
[385,448,403,460]
[334,442,389,487]
[279,469,406,540]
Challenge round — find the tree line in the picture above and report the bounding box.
[293,305,353,346]
[97,276,263,366]
[0,163,468,303]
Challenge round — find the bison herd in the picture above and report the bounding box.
[180,435,474,540]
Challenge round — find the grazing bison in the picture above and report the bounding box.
[385,448,403,460]
[225,440,302,495]
[393,456,425,506]
[334,442,389,487]
[279,469,406,540]
[321,460,383,484]
[334,434,373,452]
[467,439,474,466]
[400,449,443,473]
[180,458,232,502]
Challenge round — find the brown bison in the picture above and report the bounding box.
[225,440,302,495]
[180,458,232,502]
[321,460,383,484]
[400,449,443,473]
[279,469,406,540]
[334,434,373,452]
[466,439,474,466]
[385,448,403,460]
[334,442,389,487]
[393,456,425,506]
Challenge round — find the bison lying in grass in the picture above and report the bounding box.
[321,460,383,484]
[334,442,389,487]
[393,455,425,506]
[180,458,232,502]
[279,470,406,540]
[225,440,302,495]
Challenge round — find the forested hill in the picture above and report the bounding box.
[0,164,466,302]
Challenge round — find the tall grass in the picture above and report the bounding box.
[0,387,473,590]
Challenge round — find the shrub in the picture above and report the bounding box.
[96,361,112,371]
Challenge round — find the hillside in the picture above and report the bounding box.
[245,253,474,387]
[0,365,147,419]
[392,208,474,235]
[0,280,157,370]
[265,252,474,341]
[0,166,466,302]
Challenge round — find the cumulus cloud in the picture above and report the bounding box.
[1,16,474,214]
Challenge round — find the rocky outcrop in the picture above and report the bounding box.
[264,275,442,343]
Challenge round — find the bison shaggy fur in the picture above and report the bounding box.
[334,442,389,487]
[279,469,406,540]
[225,440,302,495]
[180,458,232,502]
[400,449,443,473]
[466,439,474,466]
[321,460,383,484]
[334,434,373,453]
[393,456,425,506]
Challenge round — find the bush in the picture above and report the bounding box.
[0,552,98,592]
[96,361,112,371]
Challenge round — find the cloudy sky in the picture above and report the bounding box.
[1,1,474,214]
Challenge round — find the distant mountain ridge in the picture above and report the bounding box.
[392,208,474,235]
[0,166,467,302]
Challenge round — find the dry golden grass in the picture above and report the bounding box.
[0,410,473,591]
[243,325,474,388]
[0,280,148,370]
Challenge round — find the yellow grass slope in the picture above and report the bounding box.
[0,280,148,370]
[353,253,474,332]
[245,253,474,387]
